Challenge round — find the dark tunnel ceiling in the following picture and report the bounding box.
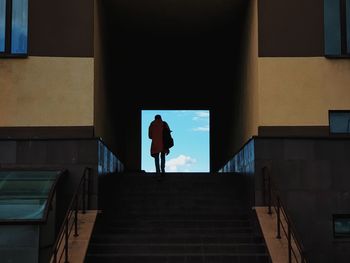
[103,0,246,33]
[101,0,248,108]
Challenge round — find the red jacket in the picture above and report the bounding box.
[148,119,170,155]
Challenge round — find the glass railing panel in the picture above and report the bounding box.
[0,171,58,180]
[1,180,54,196]
[0,171,61,221]
[0,199,47,220]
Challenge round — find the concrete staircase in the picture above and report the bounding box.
[84,173,271,263]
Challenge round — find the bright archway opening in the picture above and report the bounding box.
[142,110,210,173]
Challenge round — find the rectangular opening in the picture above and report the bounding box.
[329,110,350,134]
[333,214,350,238]
[141,110,210,173]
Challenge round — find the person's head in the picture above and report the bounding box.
[155,114,162,120]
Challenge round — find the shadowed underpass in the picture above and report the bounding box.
[95,0,250,171]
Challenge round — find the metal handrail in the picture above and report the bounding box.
[262,167,308,263]
[51,167,92,263]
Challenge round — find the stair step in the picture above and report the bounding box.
[97,213,252,221]
[85,173,271,263]
[101,209,251,214]
[90,235,265,244]
[85,254,271,263]
[93,226,254,235]
[87,243,268,254]
[91,219,252,228]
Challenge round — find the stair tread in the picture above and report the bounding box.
[85,173,270,263]
[87,252,270,256]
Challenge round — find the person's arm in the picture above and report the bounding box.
[148,124,152,139]
[164,121,171,132]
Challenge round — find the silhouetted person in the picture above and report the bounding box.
[148,114,171,174]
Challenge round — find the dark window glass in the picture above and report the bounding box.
[0,0,28,56]
[334,215,350,238]
[329,111,350,134]
[324,0,342,56]
[0,0,5,52]
[11,0,27,54]
[324,0,350,57]
[347,0,350,53]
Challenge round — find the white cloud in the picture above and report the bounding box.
[192,111,209,121]
[175,110,190,117]
[192,125,209,132]
[196,111,209,118]
[166,155,196,172]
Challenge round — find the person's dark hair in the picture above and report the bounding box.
[155,114,162,120]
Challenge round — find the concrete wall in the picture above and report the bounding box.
[256,0,350,128]
[0,0,95,127]
[232,0,259,155]
[0,57,94,126]
[221,136,350,262]
[94,0,114,148]
[258,0,323,57]
[255,138,350,263]
[258,58,350,126]
[0,225,39,263]
[29,0,94,57]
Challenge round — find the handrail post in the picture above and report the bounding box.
[87,168,91,210]
[268,173,272,215]
[276,197,281,239]
[261,167,308,263]
[65,220,69,263]
[288,220,292,263]
[82,171,86,214]
[51,167,93,263]
[262,167,266,206]
[74,195,79,237]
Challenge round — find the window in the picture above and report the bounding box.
[0,0,28,57]
[333,214,350,238]
[324,0,350,57]
[329,110,350,134]
[347,0,350,53]
[0,0,5,52]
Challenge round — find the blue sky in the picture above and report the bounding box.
[142,110,210,172]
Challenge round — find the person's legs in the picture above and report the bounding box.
[160,152,166,174]
[153,153,160,173]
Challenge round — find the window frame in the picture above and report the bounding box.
[340,0,350,56]
[0,0,28,58]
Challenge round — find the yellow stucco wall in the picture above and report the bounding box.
[0,56,94,126]
[232,0,259,153]
[258,58,350,126]
[243,0,259,140]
